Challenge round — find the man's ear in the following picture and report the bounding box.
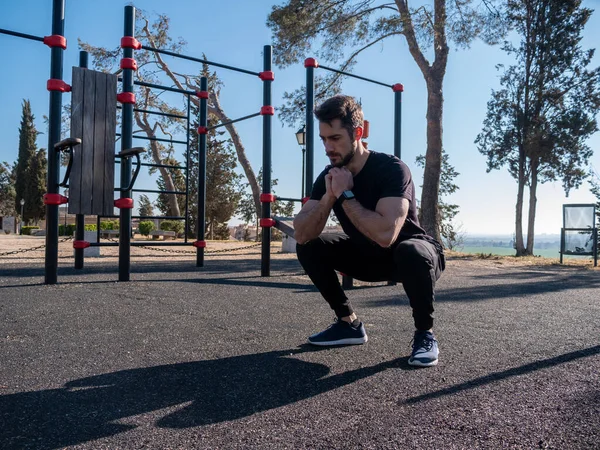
[354,127,363,141]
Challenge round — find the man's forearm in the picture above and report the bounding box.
[294,195,336,244]
[342,199,398,248]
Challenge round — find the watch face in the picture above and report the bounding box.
[343,190,355,200]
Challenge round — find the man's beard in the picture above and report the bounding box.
[332,146,356,168]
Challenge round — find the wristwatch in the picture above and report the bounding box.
[337,190,355,206]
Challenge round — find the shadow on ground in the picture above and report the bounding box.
[0,346,406,449]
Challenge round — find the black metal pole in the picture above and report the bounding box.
[393,84,403,159]
[184,93,191,243]
[74,50,88,270]
[44,0,66,285]
[261,45,273,277]
[118,5,135,281]
[305,59,316,197]
[197,77,208,267]
[301,147,306,199]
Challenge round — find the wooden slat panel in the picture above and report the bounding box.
[91,73,107,215]
[103,73,117,217]
[80,69,96,215]
[68,67,84,214]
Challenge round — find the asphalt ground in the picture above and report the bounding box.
[0,254,599,449]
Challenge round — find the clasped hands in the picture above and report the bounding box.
[325,167,353,199]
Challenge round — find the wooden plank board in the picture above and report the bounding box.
[103,73,117,217]
[80,69,96,215]
[68,67,84,215]
[91,72,107,215]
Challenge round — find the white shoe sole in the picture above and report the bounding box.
[408,357,438,367]
[307,336,368,346]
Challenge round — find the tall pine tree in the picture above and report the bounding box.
[14,100,45,224]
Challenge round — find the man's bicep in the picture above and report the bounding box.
[375,197,409,224]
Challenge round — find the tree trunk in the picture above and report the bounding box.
[208,93,262,220]
[420,78,444,242]
[135,118,181,218]
[515,146,526,256]
[526,161,538,255]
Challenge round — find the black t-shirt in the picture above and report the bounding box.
[311,151,426,247]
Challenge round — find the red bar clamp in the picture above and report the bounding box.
[121,37,142,50]
[197,126,208,135]
[260,193,276,203]
[120,58,138,71]
[47,79,71,93]
[43,35,67,49]
[259,71,275,81]
[73,240,91,249]
[117,92,136,104]
[301,196,310,205]
[392,83,404,92]
[43,193,69,205]
[114,198,133,209]
[260,218,276,228]
[193,240,206,248]
[196,91,209,99]
[260,106,275,116]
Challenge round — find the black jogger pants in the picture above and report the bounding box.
[296,233,445,331]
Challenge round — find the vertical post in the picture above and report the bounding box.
[196,77,208,267]
[261,45,273,277]
[393,84,403,159]
[74,50,88,270]
[301,147,306,199]
[44,0,66,285]
[304,58,317,197]
[118,5,135,281]
[184,93,191,244]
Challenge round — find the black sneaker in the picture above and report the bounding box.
[307,318,368,346]
[408,330,439,367]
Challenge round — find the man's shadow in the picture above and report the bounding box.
[1,346,406,449]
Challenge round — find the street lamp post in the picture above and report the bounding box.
[295,125,306,198]
[19,198,25,235]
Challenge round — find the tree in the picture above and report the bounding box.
[14,100,46,225]
[416,150,463,249]
[0,162,16,216]
[138,194,154,217]
[267,0,508,241]
[476,0,600,256]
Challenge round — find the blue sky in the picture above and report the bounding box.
[1,0,599,235]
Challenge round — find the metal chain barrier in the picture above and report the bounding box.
[0,236,73,257]
[132,241,263,255]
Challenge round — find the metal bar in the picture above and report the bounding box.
[140,45,260,77]
[74,50,88,270]
[318,64,393,88]
[197,76,208,267]
[275,197,303,203]
[44,0,66,285]
[0,28,45,42]
[207,112,261,131]
[261,45,273,277]
[132,79,197,95]
[115,133,188,145]
[115,160,188,171]
[394,89,402,159]
[184,94,191,244]
[118,5,135,282]
[117,105,187,120]
[101,214,186,220]
[305,62,315,197]
[90,242,194,247]
[129,188,187,195]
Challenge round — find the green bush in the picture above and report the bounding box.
[100,220,119,231]
[22,226,40,235]
[160,220,184,236]
[138,221,155,236]
[58,224,77,236]
[84,224,97,231]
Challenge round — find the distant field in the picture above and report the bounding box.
[460,246,577,259]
